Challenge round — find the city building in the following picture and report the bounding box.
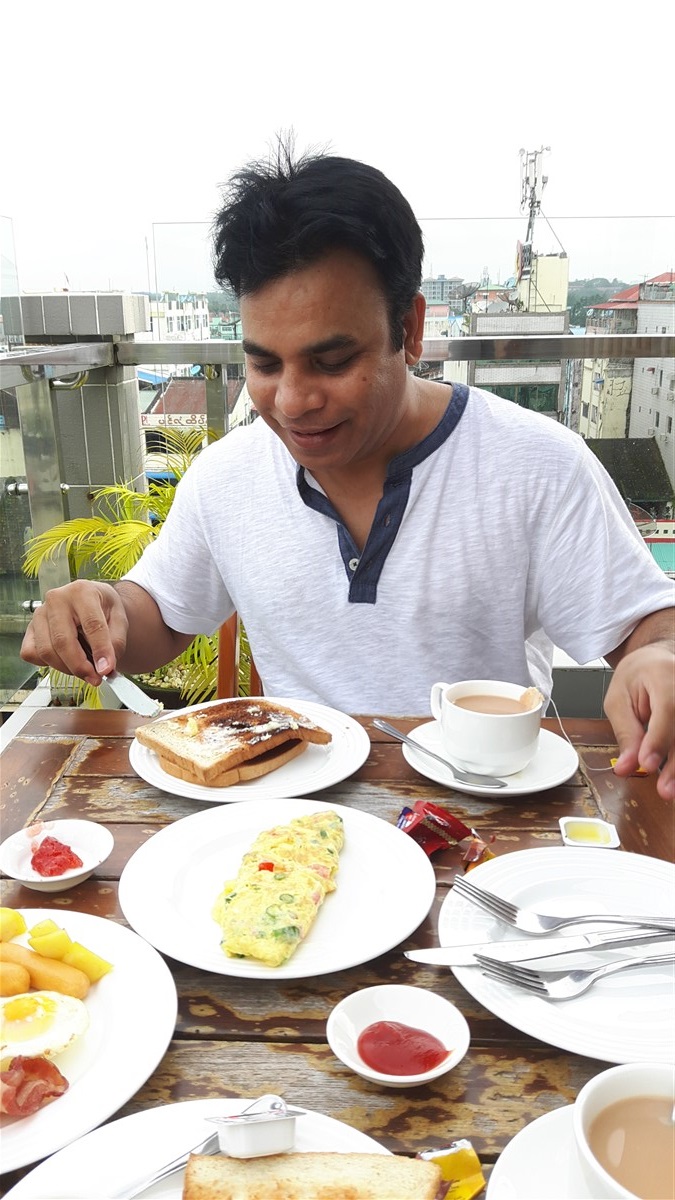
[577,273,674,486]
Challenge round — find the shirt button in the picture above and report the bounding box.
[348,557,360,571]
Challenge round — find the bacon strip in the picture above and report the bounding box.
[0,1055,69,1117]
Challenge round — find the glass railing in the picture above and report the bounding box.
[1,331,673,706]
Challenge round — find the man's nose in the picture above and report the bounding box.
[274,370,324,419]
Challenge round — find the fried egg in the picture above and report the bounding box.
[0,990,89,1061]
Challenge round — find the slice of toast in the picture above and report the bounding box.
[159,737,308,788]
[135,699,331,787]
[183,1151,444,1199]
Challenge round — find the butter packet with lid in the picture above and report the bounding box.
[417,1139,486,1197]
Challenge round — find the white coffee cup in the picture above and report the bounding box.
[572,1062,675,1199]
[429,679,543,776]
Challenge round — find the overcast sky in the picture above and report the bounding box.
[3,0,674,295]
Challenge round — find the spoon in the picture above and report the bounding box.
[372,719,508,788]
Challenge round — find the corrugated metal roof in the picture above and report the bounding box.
[586,438,675,506]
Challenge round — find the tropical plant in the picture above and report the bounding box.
[22,427,231,708]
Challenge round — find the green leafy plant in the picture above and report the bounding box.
[22,427,231,708]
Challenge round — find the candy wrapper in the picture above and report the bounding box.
[397,801,496,870]
[417,1139,486,1198]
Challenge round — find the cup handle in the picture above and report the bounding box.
[430,682,452,722]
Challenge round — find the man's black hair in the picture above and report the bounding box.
[212,140,424,350]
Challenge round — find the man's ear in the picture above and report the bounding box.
[402,292,426,365]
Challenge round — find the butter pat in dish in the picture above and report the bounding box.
[559,817,620,848]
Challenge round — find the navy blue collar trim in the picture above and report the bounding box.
[297,383,470,603]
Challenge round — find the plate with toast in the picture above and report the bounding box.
[129,696,371,803]
[3,1097,401,1200]
[118,797,437,978]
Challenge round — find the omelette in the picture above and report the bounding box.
[213,812,345,967]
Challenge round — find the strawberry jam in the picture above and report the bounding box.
[31,836,83,877]
[357,1020,450,1075]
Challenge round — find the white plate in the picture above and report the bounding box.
[487,1106,590,1199]
[402,723,578,796]
[4,1096,390,1199]
[119,797,436,979]
[129,696,371,803]
[1,909,177,1174]
[439,848,675,1063]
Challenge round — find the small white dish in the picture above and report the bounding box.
[0,820,114,892]
[326,983,470,1088]
[559,817,620,849]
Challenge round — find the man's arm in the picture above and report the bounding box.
[21,579,193,687]
[603,608,675,801]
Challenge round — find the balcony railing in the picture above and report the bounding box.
[1,332,673,705]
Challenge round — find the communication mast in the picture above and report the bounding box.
[516,146,550,285]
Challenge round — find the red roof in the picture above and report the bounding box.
[149,376,244,417]
[590,272,674,311]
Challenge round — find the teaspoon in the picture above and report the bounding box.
[372,719,508,788]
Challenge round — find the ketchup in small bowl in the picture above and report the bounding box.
[357,1019,450,1075]
[327,984,470,1088]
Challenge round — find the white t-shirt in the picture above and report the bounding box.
[125,386,674,714]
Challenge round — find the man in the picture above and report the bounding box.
[21,145,675,798]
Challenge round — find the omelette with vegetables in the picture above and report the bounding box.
[213,811,345,966]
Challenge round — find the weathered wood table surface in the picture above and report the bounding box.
[1,710,672,1195]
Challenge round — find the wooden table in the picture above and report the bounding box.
[1,711,672,1195]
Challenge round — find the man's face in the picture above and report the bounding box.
[240,249,417,477]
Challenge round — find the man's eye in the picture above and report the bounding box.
[249,360,279,375]
[316,356,355,374]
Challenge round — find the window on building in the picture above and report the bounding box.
[167,317,173,333]
[582,402,589,418]
[659,370,663,386]
[591,405,598,423]
[655,411,660,428]
[186,317,192,331]
[668,416,673,434]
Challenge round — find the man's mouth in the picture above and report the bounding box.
[286,423,342,446]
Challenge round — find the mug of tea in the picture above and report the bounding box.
[429,679,543,776]
[572,1061,675,1199]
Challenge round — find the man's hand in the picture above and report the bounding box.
[604,619,675,801]
[20,581,128,686]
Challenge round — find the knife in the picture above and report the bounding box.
[78,631,164,717]
[101,671,164,718]
[404,926,674,966]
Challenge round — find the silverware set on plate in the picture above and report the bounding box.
[409,872,675,1001]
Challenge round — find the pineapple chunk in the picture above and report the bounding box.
[28,928,73,958]
[0,909,27,941]
[62,941,113,982]
[29,918,61,938]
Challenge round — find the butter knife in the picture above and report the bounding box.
[79,632,164,717]
[101,671,164,718]
[404,926,674,966]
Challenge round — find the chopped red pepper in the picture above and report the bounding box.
[30,836,83,878]
[257,861,275,871]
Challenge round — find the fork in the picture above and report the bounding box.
[114,1129,220,1198]
[452,873,675,934]
[475,946,675,1000]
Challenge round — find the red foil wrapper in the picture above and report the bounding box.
[397,801,496,868]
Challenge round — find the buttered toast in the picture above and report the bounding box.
[183,1151,444,1199]
[135,698,332,787]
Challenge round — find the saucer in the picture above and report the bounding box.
[402,722,578,796]
[487,1105,590,1199]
